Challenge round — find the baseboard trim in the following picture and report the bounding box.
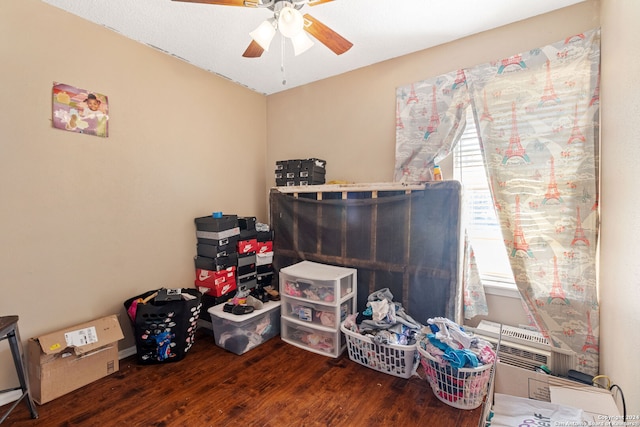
[118,346,137,360]
[0,389,22,406]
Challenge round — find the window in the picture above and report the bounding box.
[454,108,516,288]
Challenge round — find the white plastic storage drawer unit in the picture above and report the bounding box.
[279,260,356,358]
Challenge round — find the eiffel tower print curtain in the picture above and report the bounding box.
[394,28,601,375]
[394,70,469,182]
[465,29,601,375]
[394,71,489,320]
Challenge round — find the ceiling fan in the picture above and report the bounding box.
[172,0,353,58]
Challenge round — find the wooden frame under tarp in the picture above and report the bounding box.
[269,181,464,325]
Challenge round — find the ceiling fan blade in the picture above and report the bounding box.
[302,14,353,55]
[171,0,257,6]
[242,40,265,58]
[307,0,336,5]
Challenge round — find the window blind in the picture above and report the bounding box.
[454,108,516,286]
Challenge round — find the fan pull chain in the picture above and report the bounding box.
[281,35,286,86]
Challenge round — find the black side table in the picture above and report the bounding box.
[0,316,38,423]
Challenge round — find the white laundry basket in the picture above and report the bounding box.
[418,346,493,410]
[341,322,418,379]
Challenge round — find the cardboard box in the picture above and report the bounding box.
[484,362,622,426]
[27,315,124,404]
[494,361,579,402]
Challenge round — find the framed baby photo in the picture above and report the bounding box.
[52,83,109,138]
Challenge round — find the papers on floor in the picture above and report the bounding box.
[549,382,621,423]
[490,393,583,427]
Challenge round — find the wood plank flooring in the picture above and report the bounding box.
[2,328,484,426]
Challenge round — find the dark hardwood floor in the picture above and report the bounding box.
[3,328,484,426]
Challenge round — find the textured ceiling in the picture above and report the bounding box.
[41,0,584,95]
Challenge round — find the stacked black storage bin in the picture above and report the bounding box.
[275,158,326,186]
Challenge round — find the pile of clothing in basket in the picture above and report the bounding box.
[345,288,423,346]
[417,317,496,407]
[419,317,496,369]
[341,288,496,408]
[341,288,423,378]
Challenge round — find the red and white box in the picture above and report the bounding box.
[257,241,273,254]
[196,278,237,297]
[195,267,236,285]
[237,239,258,255]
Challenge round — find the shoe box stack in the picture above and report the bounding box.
[194,214,240,310]
[237,216,258,294]
[256,226,274,291]
[275,158,326,187]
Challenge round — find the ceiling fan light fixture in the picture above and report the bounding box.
[249,18,276,51]
[277,6,304,38]
[290,30,314,56]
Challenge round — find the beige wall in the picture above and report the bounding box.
[3,0,637,415]
[600,0,640,413]
[0,0,266,389]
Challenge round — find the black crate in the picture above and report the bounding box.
[300,159,326,171]
[275,178,293,187]
[275,158,326,186]
[124,288,202,364]
[286,159,302,170]
[299,178,325,186]
[299,167,326,179]
[194,215,238,232]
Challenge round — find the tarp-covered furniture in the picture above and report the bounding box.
[269,181,462,325]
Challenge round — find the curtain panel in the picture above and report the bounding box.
[395,70,470,182]
[394,28,601,375]
[466,29,600,375]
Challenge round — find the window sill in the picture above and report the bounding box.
[482,280,521,299]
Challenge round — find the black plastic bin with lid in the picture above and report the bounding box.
[124,288,202,364]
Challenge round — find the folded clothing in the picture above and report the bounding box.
[418,317,495,369]
[344,288,423,346]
